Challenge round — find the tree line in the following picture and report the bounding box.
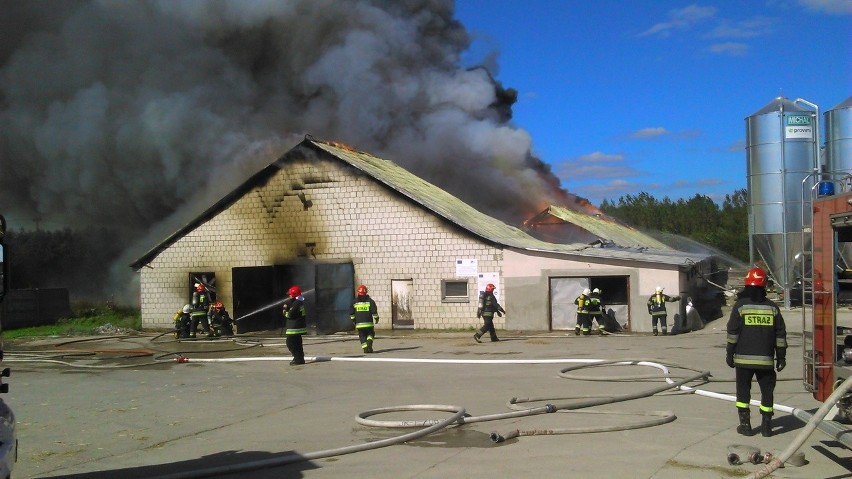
[599,189,749,263]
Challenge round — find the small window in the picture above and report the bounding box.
[441,279,469,303]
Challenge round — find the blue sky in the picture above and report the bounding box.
[454,0,851,206]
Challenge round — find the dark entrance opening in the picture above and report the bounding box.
[232,262,353,334]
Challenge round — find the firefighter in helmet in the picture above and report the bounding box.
[174,304,192,339]
[350,285,379,353]
[208,301,235,337]
[282,285,308,365]
[474,283,505,343]
[190,282,212,338]
[726,267,787,437]
[647,286,680,336]
[587,288,609,335]
[574,288,591,336]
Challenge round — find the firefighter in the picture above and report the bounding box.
[647,286,680,336]
[574,288,591,336]
[189,282,212,338]
[726,267,787,437]
[351,285,379,353]
[173,304,192,339]
[282,285,308,365]
[208,301,235,337]
[474,283,505,343]
[587,288,609,335]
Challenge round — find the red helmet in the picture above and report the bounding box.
[288,286,301,298]
[745,267,767,287]
[213,302,223,309]
[195,283,205,292]
[357,285,368,296]
[485,283,495,292]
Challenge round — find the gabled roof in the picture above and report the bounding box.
[131,137,708,270]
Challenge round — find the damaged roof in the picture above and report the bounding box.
[131,137,707,270]
[528,205,671,250]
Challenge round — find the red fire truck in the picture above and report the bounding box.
[803,185,852,420]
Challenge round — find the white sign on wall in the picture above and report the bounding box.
[477,272,501,302]
[456,259,478,277]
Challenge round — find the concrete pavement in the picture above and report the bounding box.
[3,309,851,479]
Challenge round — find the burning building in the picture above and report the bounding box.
[131,137,720,334]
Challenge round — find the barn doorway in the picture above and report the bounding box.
[232,262,353,334]
[549,275,630,331]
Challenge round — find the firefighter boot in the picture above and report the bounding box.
[736,408,753,436]
[474,332,483,343]
[575,326,580,336]
[760,412,773,437]
[653,328,659,336]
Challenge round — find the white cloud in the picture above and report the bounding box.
[640,4,718,37]
[707,17,775,39]
[797,0,852,15]
[708,42,749,56]
[577,151,624,162]
[630,127,668,139]
[556,152,641,180]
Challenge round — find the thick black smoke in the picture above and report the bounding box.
[0,0,591,301]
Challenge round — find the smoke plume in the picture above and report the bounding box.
[1,0,593,301]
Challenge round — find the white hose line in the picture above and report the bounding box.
[180,356,609,364]
[743,374,852,479]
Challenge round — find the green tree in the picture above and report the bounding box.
[601,189,749,263]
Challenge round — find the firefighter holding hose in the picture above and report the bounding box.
[351,284,379,353]
[647,286,680,336]
[282,285,308,365]
[726,267,787,437]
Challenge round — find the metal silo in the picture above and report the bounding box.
[746,96,818,306]
[825,96,852,177]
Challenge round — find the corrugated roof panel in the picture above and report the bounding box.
[544,205,671,250]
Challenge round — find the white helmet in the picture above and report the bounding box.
[655,286,663,293]
[583,288,591,295]
[182,304,192,313]
[592,288,601,294]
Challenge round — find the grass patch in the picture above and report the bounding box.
[3,302,141,339]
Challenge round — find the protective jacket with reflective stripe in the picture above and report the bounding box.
[726,296,787,369]
[351,295,379,328]
[647,293,676,316]
[282,296,307,335]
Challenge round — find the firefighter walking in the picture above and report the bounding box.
[726,267,787,437]
[351,284,379,353]
[474,283,505,343]
[647,286,680,336]
[282,285,308,366]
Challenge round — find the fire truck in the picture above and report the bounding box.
[0,215,16,478]
[803,182,852,421]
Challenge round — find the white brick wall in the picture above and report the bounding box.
[140,153,502,331]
